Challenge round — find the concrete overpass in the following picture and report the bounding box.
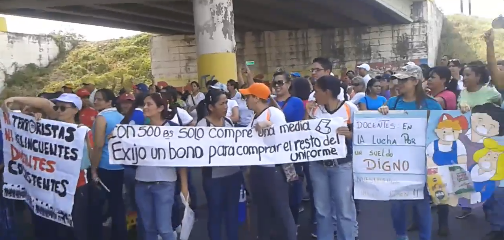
[0,0,443,88]
[0,0,414,35]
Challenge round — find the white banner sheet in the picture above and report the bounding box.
[109,118,348,167]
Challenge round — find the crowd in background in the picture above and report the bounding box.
[0,29,504,240]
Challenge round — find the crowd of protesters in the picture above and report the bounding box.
[0,29,504,240]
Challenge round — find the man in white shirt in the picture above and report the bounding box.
[357,63,372,86]
[308,57,348,101]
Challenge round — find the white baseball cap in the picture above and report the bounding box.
[53,93,83,110]
[357,63,370,71]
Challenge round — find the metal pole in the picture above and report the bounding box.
[460,0,464,14]
[468,0,472,15]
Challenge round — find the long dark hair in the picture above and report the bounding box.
[146,93,176,120]
[290,77,311,100]
[196,88,226,122]
[96,89,117,108]
[365,78,379,95]
[315,76,348,101]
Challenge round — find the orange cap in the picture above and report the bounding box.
[76,88,91,98]
[239,83,271,100]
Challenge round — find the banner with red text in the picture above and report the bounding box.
[353,110,428,200]
[1,110,88,226]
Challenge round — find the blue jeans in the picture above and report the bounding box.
[485,187,504,231]
[310,162,358,240]
[391,186,431,240]
[203,172,242,240]
[136,181,176,240]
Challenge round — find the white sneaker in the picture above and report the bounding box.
[173,230,178,239]
[102,217,112,227]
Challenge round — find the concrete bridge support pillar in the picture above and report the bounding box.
[193,0,237,86]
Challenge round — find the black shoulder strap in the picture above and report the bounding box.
[206,118,211,127]
[280,96,292,110]
[224,117,233,126]
[392,96,401,110]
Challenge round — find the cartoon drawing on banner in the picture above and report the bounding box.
[427,106,504,206]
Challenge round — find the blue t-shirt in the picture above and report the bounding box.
[386,96,442,110]
[93,109,125,170]
[129,109,145,125]
[276,96,305,123]
[359,95,387,110]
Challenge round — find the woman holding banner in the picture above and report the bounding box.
[238,83,297,240]
[196,88,242,240]
[134,93,190,240]
[2,93,92,240]
[307,75,358,240]
[378,64,442,240]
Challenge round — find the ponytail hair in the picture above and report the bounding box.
[197,88,227,122]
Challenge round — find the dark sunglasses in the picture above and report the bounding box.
[273,81,285,87]
[53,105,73,112]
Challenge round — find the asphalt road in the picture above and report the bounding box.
[14,167,491,239]
[185,200,490,240]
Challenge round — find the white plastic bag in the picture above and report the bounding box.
[179,192,194,240]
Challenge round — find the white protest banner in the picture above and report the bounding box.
[353,111,427,200]
[1,110,88,226]
[108,118,347,166]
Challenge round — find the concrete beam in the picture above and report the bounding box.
[235,2,312,29]
[363,0,413,23]
[3,8,177,35]
[240,0,336,28]
[144,2,284,31]
[0,0,156,9]
[306,0,384,26]
[90,4,194,26]
[49,6,194,33]
[233,4,306,29]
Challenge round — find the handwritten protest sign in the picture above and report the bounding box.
[109,118,347,166]
[353,111,427,200]
[1,111,88,226]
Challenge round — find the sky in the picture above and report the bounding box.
[0,0,503,41]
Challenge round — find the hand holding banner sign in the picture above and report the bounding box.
[1,110,88,226]
[353,111,428,200]
[108,118,348,167]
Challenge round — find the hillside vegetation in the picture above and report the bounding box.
[2,14,504,98]
[1,33,154,99]
[438,14,504,63]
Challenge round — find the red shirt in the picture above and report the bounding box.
[80,107,98,128]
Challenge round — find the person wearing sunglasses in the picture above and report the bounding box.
[2,93,92,240]
[272,71,305,228]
